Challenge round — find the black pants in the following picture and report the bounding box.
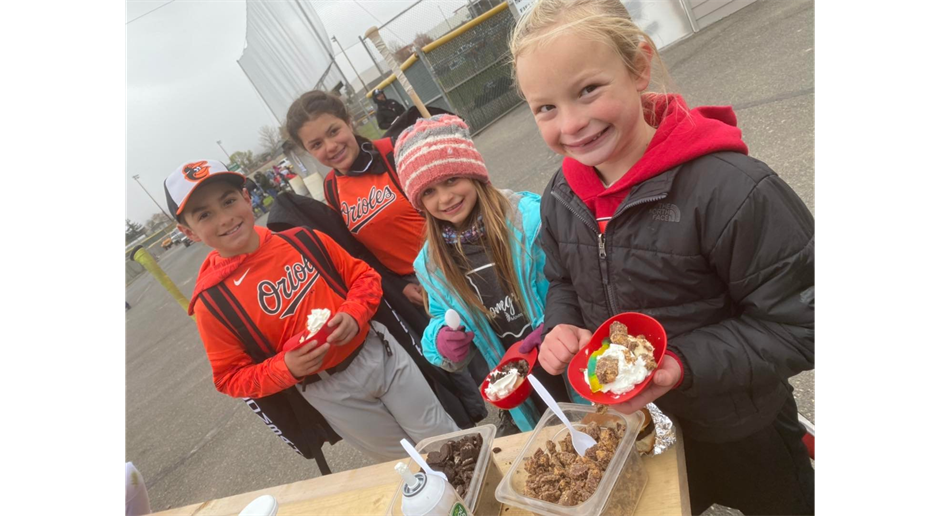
[444,367,489,428]
[683,395,815,515]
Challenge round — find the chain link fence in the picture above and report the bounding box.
[420,3,520,132]
[366,0,522,133]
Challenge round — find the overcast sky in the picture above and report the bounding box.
[126,0,466,225]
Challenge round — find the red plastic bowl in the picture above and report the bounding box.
[480,340,538,409]
[282,323,336,353]
[566,312,667,405]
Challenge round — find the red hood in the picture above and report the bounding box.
[562,93,749,219]
[188,226,272,315]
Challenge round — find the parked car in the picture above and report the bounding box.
[169,229,193,248]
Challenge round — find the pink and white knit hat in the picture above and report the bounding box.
[393,114,490,210]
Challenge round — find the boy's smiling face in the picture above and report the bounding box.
[178,179,259,257]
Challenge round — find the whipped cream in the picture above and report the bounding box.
[485,368,523,400]
[584,343,651,395]
[302,309,331,342]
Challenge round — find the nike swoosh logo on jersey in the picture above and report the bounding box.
[234,268,250,286]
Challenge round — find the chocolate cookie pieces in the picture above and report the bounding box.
[424,433,484,498]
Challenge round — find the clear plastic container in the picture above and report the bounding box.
[495,404,648,516]
[386,424,503,516]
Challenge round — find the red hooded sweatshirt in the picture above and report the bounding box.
[563,94,749,231]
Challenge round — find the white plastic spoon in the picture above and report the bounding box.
[400,438,449,481]
[528,375,597,456]
[445,309,461,330]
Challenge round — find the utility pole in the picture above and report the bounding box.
[439,5,452,30]
[132,174,175,225]
[216,140,233,164]
[333,35,369,94]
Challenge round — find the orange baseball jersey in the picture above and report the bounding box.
[190,226,382,399]
[324,138,426,276]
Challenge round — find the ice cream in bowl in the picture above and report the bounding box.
[282,308,336,352]
[480,340,538,409]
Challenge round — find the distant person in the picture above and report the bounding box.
[371,88,405,130]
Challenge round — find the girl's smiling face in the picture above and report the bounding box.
[298,114,359,173]
[421,177,478,228]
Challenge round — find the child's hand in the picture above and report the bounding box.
[325,312,359,346]
[284,340,331,379]
[437,326,474,363]
[403,283,425,306]
[518,324,544,353]
[611,354,682,415]
[539,324,592,374]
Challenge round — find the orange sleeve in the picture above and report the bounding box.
[193,300,300,398]
[313,230,382,331]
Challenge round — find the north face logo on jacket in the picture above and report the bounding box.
[649,202,681,223]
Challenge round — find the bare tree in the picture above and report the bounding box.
[413,33,432,50]
[259,125,280,157]
[389,40,414,65]
[145,212,172,233]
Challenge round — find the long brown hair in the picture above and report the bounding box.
[426,180,530,323]
[284,90,350,149]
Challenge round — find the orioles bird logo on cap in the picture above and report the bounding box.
[182,161,211,182]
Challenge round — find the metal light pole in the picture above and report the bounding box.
[332,35,369,94]
[132,174,175,225]
[216,140,233,164]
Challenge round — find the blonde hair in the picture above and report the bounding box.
[510,0,677,124]
[425,180,530,324]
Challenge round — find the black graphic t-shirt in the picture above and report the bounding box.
[457,243,531,350]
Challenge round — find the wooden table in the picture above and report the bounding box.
[154,426,689,516]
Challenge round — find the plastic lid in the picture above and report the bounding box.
[239,495,278,516]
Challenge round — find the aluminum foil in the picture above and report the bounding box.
[645,402,676,455]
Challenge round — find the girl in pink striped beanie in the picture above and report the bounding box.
[394,114,491,212]
[397,114,579,431]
